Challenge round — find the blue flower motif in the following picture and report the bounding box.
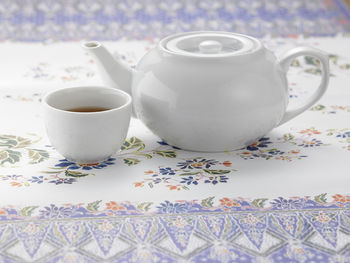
[29,176,44,184]
[157,141,181,149]
[337,131,350,138]
[246,137,272,151]
[55,159,77,168]
[153,178,161,184]
[49,178,76,185]
[39,204,73,219]
[157,201,188,214]
[177,158,218,169]
[271,197,304,210]
[55,158,116,170]
[204,176,228,185]
[1,175,22,180]
[298,139,323,148]
[266,149,285,155]
[180,176,198,185]
[159,167,175,175]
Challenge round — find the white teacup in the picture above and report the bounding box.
[43,86,132,164]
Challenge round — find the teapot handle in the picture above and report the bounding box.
[277,46,330,126]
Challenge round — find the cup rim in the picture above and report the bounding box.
[43,86,132,115]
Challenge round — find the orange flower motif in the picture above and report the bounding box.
[219,197,240,207]
[292,248,305,254]
[105,201,126,211]
[0,209,7,215]
[174,217,187,227]
[167,185,181,191]
[134,182,144,187]
[191,162,203,168]
[79,163,99,167]
[144,170,154,174]
[245,214,258,224]
[331,106,345,110]
[299,128,321,135]
[10,182,22,187]
[275,156,291,161]
[250,142,258,147]
[222,161,232,167]
[61,76,75,81]
[332,194,350,203]
[290,150,300,154]
[316,212,330,223]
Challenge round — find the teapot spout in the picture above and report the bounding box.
[82,41,133,96]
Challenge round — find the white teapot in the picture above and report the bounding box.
[83,31,329,152]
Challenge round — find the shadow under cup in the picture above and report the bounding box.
[43,86,132,164]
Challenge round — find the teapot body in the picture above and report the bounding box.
[132,41,288,151]
[83,31,329,152]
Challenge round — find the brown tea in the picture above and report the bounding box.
[67,106,110,112]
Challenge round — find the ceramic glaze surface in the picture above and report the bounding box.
[133,47,287,151]
[43,86,132,163]
[83,31,330,152]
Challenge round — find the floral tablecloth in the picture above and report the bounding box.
[0,36,350,262]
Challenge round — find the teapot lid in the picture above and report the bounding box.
[161,31,261,58]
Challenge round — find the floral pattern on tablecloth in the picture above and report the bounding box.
[0,125,348,189]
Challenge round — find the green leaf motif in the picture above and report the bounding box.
[304,68,322,75]
[251,198,268,208]
[133,152,153,159]
[283,133,295,141]
[314,193,327,204]
[65,170,89,178]
[28,149,49,164]
[137,202,153,212]
[41,170,65,174]
[340,64,350,70]
[0,149,21,165]
[329,54,338,65]
[153,150,177,158]
[0,135,32,148]
[326,129,337,136]
[179,171,200,176]
[123,158,141,166]
[304,56,320,68]
[87,200,101,212]
[121,137,145,152]
[310,104,326,111]
[201,196,215,208]
[0,135,17,148]
[20,206,38,216]
[203,169,230,175]
[290,59,301,67]
[182,185,190,190]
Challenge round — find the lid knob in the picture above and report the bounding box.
[199,40,223,54]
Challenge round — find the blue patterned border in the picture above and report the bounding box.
[0,194,349,262]
[1,193,349,220]
[0,0,349,41]
[334,0,350,19]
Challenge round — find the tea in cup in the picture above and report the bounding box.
[43,86,132,163]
